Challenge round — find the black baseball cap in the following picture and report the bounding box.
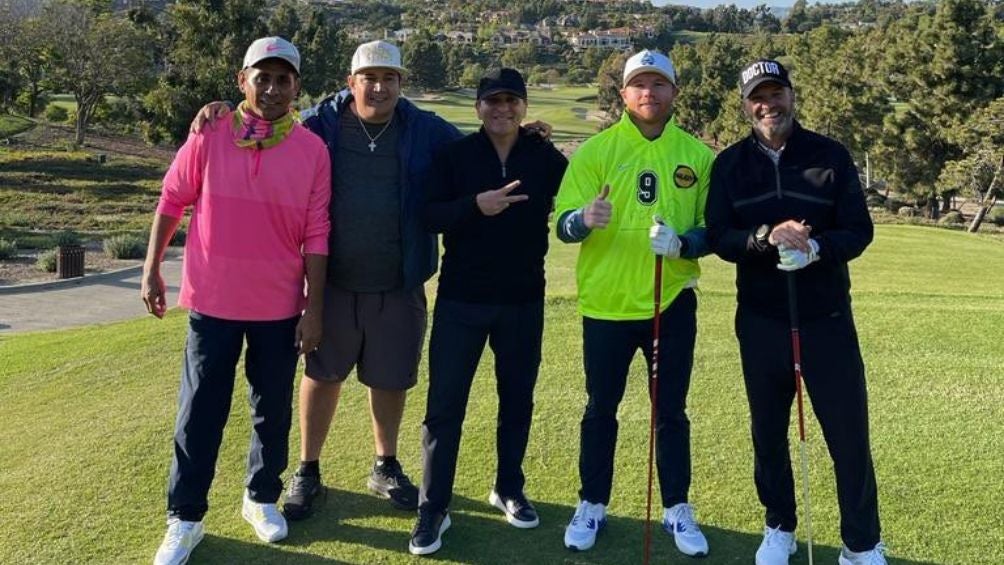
[477,68,527,101]
[739,59,792,99]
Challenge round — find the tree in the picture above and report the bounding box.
[938,98,1004,232]
[671,34,749,146]
[143,0,266,143]
[294,7,344,97]
[595,50,628,126]
[403,36,446,91]
[43,1,155,144]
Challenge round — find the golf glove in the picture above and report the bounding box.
[650,222,681,258]
[777,239,820,271]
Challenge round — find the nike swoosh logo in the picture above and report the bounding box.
[618,164,630,171]
[266,45,281,52]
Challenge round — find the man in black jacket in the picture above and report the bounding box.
[706,59,886,565]
[409,68,568,555]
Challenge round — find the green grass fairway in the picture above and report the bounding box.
[1,228,1002,564]
[411,86,600,142]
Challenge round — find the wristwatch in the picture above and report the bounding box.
[754,224,771,248]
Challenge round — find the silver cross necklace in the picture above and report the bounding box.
[356,111,394,152]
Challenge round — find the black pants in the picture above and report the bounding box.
[736,307,881,552]
[167,312,299,521]
[578,289,696,508]
[419,299,544,513]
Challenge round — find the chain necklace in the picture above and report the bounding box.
[355,110,394,152]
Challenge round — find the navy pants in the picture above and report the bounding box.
[167,311,300,521]
[419,299,543,513]
[736,307,881,552]
[579,289,697,508]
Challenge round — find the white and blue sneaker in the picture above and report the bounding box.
[154,518,204,565]
[662,502,709,557]
[563,500,607,551]
[755,526,796,565]
[839,541,888,565]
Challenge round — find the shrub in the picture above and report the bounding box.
[0,238,17,260]
[103,234,146,259]
[44,105,69,123]
[170,227,186,247]
[885,198,906,212]
[988,207,1004,227]
[865,194,886,208]
[938,210,965,225]
[36,249,57,272]
[897,206,919,217]
[52,230,82,247]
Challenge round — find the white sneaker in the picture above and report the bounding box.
[153,518,204,565]
[839,542,888,565]
[563,500,607,551]
[662,502,709,557]
[242,492,288,543]
[755,526,796,565]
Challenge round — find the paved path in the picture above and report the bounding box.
[0,259,182,334]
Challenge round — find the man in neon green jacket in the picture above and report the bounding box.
[554,49,714,558]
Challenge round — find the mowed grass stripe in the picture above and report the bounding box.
[1,225,1001,564]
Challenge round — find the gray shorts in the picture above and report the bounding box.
[305,285,427,390]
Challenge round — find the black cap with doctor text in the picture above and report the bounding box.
[739,59,792,99]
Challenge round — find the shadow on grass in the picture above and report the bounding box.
[0,181,159,199]
[1,158,163,183]
[191,489,936,564]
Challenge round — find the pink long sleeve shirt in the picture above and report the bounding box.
[157,115,331,321]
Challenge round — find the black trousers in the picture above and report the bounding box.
[736,306,881,552]
[578,289,696,508]
[167,312,299,521]
[419,299,543,513]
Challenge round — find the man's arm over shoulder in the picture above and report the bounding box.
[816,143,873,264]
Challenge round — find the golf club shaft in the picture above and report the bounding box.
[644,255,663,565]
[787,273,813,565]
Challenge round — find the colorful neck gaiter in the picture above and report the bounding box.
[231,101,297,150]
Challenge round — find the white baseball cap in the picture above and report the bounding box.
[623,49,676,86]
[243,36,300,74]
[351,40,408,76]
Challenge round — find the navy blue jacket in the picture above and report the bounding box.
[301,91,463,291]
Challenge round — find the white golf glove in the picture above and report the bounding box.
[777,239,820,271]
[649,221,681,258]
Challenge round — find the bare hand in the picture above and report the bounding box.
[141,267,167,319]
[295,309,323,355]
[476,180,528,216]
[190,101,232,134]
[768,220,812,252]
[524,120,553,140]
[583,185,612,229]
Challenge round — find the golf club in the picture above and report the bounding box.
[787,272,814,565]
[643,217,665,565]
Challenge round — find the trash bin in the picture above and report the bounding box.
[57,245,85,279]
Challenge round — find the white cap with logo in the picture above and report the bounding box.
[623,49,676,87]
[351,40,408,76]
[243,36,300,74]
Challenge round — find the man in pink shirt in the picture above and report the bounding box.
[142,37,330,565]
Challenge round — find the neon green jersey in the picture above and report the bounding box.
[555,112,715,320]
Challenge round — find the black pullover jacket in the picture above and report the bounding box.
[707,121,873,321]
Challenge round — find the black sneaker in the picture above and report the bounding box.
[489,489,540,529]
[408,508,451,555]
[282,473,323,521]
[367,458,418,510]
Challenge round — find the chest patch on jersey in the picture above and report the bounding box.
[674,165,697,189]
[637,170,658,205]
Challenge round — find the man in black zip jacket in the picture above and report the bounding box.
[706,59,886,565]
[408,68,568,555]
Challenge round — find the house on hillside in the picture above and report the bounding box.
[567,28,633,50]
